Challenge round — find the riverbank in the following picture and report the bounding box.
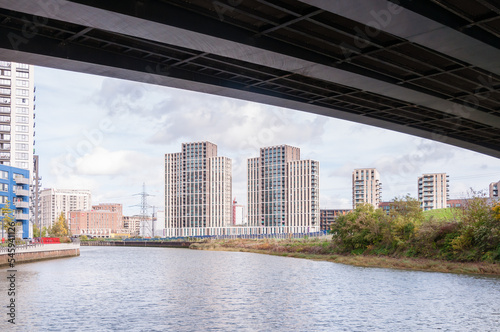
[0,243,80,267]
[81,240,197,248]
[190,238,500,276]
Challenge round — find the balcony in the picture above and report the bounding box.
[15,212,29,221]
[14,201,29,208]
[15,188,29,196]
[14,175,29,185]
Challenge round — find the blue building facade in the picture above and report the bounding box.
[0,164,30,239]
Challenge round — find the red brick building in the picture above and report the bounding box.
[69,203,123,238]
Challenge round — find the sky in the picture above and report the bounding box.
[34,66,500,216]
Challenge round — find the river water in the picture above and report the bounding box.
[1,246,500,331]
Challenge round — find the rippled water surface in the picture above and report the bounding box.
[1,247,500,331]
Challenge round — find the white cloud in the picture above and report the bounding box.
[34,67,500,215]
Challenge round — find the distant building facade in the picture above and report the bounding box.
[232,198,245,225]
[320,209,351,232]
[0,164,30,238]
[418,173,449,210]
[40,189,91,229]
[69,203,124,238]
[165,142,232,237]
[123,215,141,236]
[378,201,392,215]
[352,168,382,208]
[248,145,319,233]
[490,180,499,198]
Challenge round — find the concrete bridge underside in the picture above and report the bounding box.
[0,0,499,157]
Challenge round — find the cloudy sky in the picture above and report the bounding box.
[34,66,500,216]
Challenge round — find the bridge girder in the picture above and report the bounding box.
[0,0,499,157]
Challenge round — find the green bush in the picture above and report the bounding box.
[330,192,500,262]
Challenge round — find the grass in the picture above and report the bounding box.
[423,208,457,221]
[191,238,500,276]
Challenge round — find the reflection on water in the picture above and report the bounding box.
[1,247,500,331]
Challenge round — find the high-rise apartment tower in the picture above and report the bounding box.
[418,173,449,210]
[165,142,232,236]
[247,145,319,232]
[352,168,382,208]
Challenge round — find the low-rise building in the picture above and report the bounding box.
[320,209,351,232]
[123,215,141,236]
[69,203,123,238]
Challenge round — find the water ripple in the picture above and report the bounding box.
[1,247,499,331]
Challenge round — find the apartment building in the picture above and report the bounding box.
[0,61,36,236]
[123,215,141,236]
[319,209,351,232]
[0,164,30,238]
[248,145,319,233]
[165,142,232,236]
[352,168,382,208]
[69,204,123,238]
[418,173,449,210]
[490,180,499,198]
[40,188,91,229]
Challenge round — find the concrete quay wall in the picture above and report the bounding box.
[0,244,80,267]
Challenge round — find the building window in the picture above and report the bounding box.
[16,98,28,105]
[0,97,11,104]
[16,125,28,132]
[16,80,28,87]
[15,152,29,160]
[0,61,11,68]
[16,89,29,96]
[15,116,28,124]
[15,143,28,151]
[0,125,11,131]
[0,183,8,192]
[0,171,8,179]
[15,134,28,142]
[16,107,28,114]
[15,162,28,168]
[0,107,10,114]
[15,71,29,78]
[0,69,11,76]
[0,79,10,87]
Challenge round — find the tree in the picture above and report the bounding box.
[33,223,40,237]
[1,201,19,239]
[389,195,424,222]
[49,212,71,237]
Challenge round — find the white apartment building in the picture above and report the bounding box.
[40,189,92,229]
[123,215,141,236]
[352,168,382,208]
[288,159,320,230]
[0,61,35,171]
[165,142,232,236]
[248,145,319,233]
[418,173,449,210]
[0,61,36,236]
